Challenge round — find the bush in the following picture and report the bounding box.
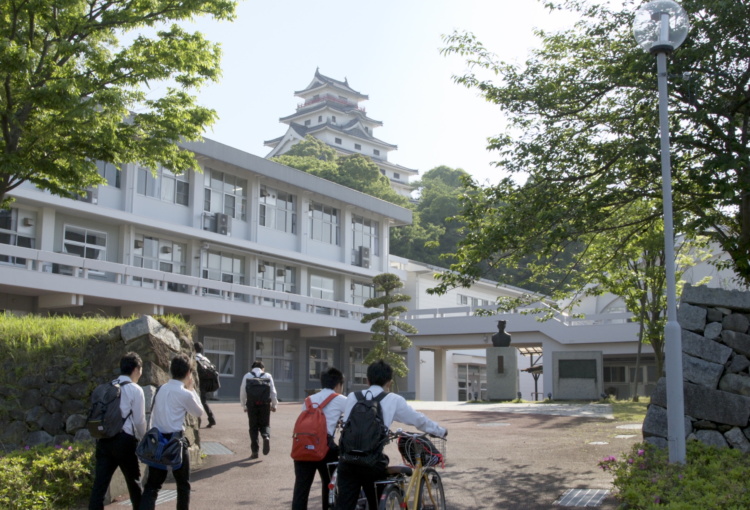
[599,441,750,508]
[0,442,94,509]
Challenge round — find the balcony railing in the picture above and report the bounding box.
[0,244,368,322]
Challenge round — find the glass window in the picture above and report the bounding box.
[260,185,296,234]
[310,274,335,300]
[349,347,370,385]
[604,366,626,383]
[309,347,334,381]
[309,202,340,245]
[203,336,235,376]
[96,161,120,188]
[137,166,189,206]
[203,168,247,220]
[63,225,106,260]
[334,137,342,144]
[354,143,361,150]
[132,235,187,291]
[203,251,245,295]
[352,281,374,306]
[352,214,379,264]
[254,336,293,382]
[0,208,35,266]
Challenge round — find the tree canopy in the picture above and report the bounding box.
[438,0,750,289]
[0,0,236,207]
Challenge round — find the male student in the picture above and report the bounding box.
[239,360,278,459]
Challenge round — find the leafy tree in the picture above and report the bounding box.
[361,273,416,380]
[439,0,750,286]
[0,0,236,207]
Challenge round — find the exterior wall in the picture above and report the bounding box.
[551,350,603,400]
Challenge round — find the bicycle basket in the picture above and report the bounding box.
[397,435,446,468]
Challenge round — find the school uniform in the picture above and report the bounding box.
[291,388,348,510]
[239,368,278,457]
[89,375,147,510]
[335,385,446,510]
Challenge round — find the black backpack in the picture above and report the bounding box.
[86,379,131,439]
[196,356,220,393]
[245,375,271,406]
[338,391,389,469]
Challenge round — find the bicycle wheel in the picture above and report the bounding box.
[327,466,339,510]
[417,467,446,510]
[378,485,403,510]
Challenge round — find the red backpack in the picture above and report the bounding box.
[291,393,338,462]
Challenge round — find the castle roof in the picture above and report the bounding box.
[294,68,368,101]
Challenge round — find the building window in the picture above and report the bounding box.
[203,250,245,296]
[332,116,337,124]
[132,235,187,291]
[309,202,340,245]
[393,173,400,180]
[309,347,334,381]
[334,137,342,145]
[365,127,370,133]
[352,215,379,264]
[260,185,296,233]
[304,119,311,126]
[310,273,335,314]
[604,366,627,383]
[203,336,236,377]
[350,347,370,385]
[0,208,35,266]
[373,149,380,156]
[457,364,486,401]
[204,168,247,220]
[354,143,361,150]
[96,161,120,188]
[380,169,386,175]
[458,294,492,307]
[258,261,296,308]
[351,281,374,306]
[137,166,189,206]
[63,225,106,260]
[318,115,322,122]
[255,336,293,382]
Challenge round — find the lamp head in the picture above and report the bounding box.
[633,0,690,54]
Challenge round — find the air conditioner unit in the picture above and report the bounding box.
[216,213,229,235]
[359,246,370,268]
[79,188,98,204]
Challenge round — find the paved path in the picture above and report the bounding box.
[106,401,642,510]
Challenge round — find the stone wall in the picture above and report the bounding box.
[643,285,750,452]
[0,315,202,463]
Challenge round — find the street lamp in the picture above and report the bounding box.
[633,0,690,464]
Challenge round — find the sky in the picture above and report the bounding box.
[170,1,582,186]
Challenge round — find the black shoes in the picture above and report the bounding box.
[206,417,216,428]
[262,436,270,456]
[250,452,259,459]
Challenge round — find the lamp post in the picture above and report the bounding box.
[633,0,690,464]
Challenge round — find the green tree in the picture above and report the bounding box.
[361,273,416,380]
[0,0,236,207]
[440,0,750,285]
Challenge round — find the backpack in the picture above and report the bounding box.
[338,391,389,469]
[86,379,131,439]
[245,375,272,406]
[196,355,220,393]
[290,393,338,462]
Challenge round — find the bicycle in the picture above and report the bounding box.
[376,429,447,510]
[327,461,368,510]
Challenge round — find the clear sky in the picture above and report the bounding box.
[171,1,580,186]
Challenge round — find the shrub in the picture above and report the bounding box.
[599,441,750,508]
[0,442,94,509]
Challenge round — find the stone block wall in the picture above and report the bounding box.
[0,315,202,464]
[643,285,750,452]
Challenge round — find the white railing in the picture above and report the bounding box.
[403,304,633,326]
[0,244,369,321]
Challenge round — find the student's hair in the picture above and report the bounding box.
[120,352,142,376]
[320,367,344,390]
[367,360,393,387]
[194,342,204,354]
[170,353,192,380]
[251,359,265,370]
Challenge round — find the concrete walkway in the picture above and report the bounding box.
[105,400,641,510]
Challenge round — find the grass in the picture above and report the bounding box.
[610,397,649,423]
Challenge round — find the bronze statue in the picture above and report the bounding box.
[491,320,511,347]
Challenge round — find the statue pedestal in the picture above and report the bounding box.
[486,346,518,400]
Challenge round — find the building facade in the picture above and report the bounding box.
[264,69,418,197]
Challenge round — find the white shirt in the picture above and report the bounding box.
[240,368,278,409]
[341,385,447,438]
[149,379,205,434]
[300,388,348,436]
[117,375,147,439]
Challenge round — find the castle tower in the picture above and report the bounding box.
[265,69,418,197]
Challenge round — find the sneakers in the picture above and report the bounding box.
[250,452,259,459]
[262,436,270,456]
[207,416,216,428]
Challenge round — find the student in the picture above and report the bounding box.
[239,360,278,459]
[193,342,217,428]
[89,352,147,510]
[291,367,348,510]
[335,360,448,510]
[139,353,205,510]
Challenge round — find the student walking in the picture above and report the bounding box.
[291,367,348,510]
[89,352,147,510]
[240,360,278,459]
[194,342,217,428]
[139,354,205,510]
[335,360,448,510]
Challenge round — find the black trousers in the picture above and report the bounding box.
[334,460,387,510]
[247,403,271,454]
[199,389,214,423]
[139,438,190,510]
[89,431,142,510]
[291,440,339,510]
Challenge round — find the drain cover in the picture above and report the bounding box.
[120,489,177,505]
[201,441,234,455]
[554,489,609,507]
